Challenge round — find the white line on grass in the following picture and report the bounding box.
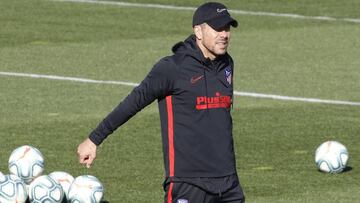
[236,92,360,106]
[0,71,138,87]
[1,71,360,106]
[51,0,360,24]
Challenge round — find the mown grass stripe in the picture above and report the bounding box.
[1,71,359,106]
[51,0,360,24]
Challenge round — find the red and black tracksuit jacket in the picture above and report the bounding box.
[89,34,237,179]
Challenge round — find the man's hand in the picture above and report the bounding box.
[77,138,97,168]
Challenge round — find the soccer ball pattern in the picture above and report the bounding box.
[68,175,104,203]
[49,171,75,201]
[8,145,45,184]
[315,140,349,173]
[29,175,64,203]
[3,146,104,202]
[0,174,28,203]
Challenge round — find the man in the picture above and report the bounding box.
[77,2,245,203]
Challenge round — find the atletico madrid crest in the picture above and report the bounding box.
[225,67,232,85]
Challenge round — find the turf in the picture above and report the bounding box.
[0,0,359,202]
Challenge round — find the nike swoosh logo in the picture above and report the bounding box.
[217,8,227,13]
[190,75,204,84]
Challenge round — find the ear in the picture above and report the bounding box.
[193,25,202,40]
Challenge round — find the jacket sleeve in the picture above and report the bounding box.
[89,58,175,145]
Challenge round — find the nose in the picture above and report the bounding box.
[219,30,229,39]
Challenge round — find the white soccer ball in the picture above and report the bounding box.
[29,175,64,203]
[49,171,74,201]
[0,174,28,203]
[8,145,45,184]
[315,140,349,173]
[68,175,104,203]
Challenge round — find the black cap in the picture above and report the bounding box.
[192,2,238,31]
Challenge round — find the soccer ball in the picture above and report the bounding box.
[0,174,28,203]
[68,175,104,203]
[49,171,74,201]
[8,145,45,184]
[28,175,64,203]
[315,140,349,173]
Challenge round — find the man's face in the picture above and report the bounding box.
[195,23,231,59]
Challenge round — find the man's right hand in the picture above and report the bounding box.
[77,138,97,168]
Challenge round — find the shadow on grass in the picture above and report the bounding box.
[317,166,353,174]
[342,166,353,173]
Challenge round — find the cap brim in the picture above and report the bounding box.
[207,16,238,31]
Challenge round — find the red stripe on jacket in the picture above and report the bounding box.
[166,96,175,177]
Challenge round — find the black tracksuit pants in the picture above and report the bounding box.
[163,174,245,203]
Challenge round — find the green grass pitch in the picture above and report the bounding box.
[0,0,359,202]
